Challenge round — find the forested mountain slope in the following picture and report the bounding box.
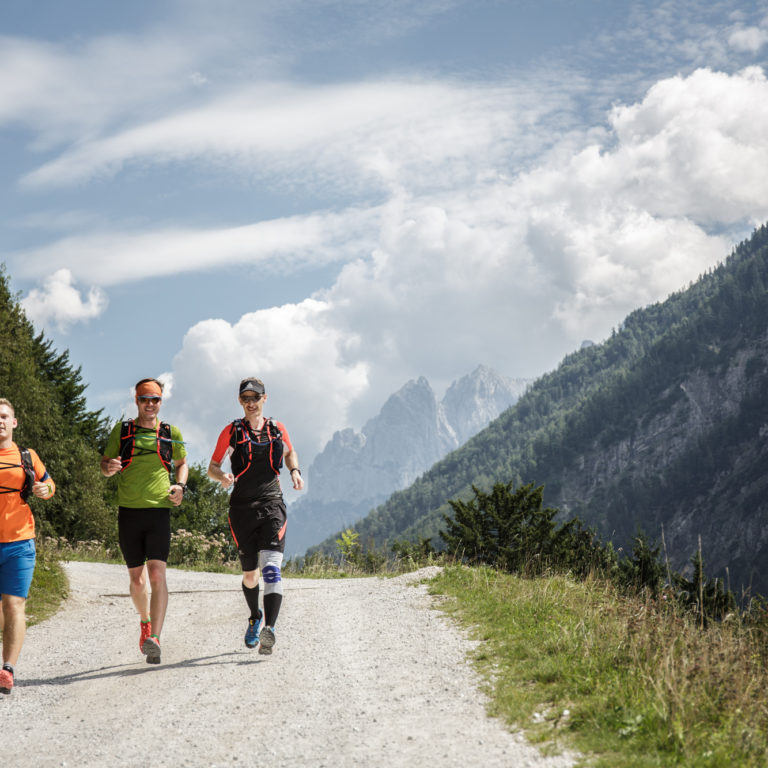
[311,225,768,595]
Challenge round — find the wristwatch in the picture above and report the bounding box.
[176,483,187,493]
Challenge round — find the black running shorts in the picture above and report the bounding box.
[228,499,287,571]
[117,507,172,568]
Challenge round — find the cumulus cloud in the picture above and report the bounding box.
[21,268,108,332]
[155,65,768,464]
[728,25,768,53]
[168,299,369,462]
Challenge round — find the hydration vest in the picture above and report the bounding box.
[19,448,34,502]
[0,447,35,502]
[229,418,284,480]
[119,419,174,472]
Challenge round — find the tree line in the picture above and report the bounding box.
[0,266,230,549]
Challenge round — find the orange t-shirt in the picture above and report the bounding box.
[0,442,55,542]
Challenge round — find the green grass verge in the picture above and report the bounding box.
[24,546,69,627]
[429,565,768,768]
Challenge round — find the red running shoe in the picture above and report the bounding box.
[0,668,14,694]
[140,620,153,651]
[142,635,161,665]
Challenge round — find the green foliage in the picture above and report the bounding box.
[441,481,612,578]
[674,550,736,626]
[0,267,115,545]
[442,481,740,627]
[167,529,235,571]
[617,532,665,599]
[171,462,233,547]
[335,528,362,565]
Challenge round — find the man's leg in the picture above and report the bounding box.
[242,568,260,590]
[1,594,27,667]
[127,564,150,621]
[146,559,168,638]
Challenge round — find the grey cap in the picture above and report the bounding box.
[239,378,265,395]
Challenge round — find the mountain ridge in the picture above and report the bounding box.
[287,365,528,556]
[309,224,768,595]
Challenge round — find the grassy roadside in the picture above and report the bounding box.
[23,546,69,627]
[429,565,768,768]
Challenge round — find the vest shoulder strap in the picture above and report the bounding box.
[19,447,35,502]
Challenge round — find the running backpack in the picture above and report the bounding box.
[229,418,284,480]
[119,419,174,472]
[19,447,35,502]
[0,447,35,502]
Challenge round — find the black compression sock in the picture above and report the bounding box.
[2,663,14,675]
[263,593,283,627]
[242,582,261,621]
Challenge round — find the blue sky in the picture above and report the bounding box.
[3,0,768,482]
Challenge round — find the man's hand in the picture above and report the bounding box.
[218,472,235,490]
[168,485,185,506]
[32,481,53,499]
[101,457,122,477]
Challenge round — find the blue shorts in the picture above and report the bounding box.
[0,539,36,598]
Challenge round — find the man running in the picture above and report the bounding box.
[100,378,187,664]
[207,377,304,655]
[0,398,56,695]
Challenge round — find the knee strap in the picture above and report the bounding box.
[259,550,283,596]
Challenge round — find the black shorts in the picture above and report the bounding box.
[228,499,287,571]
[118,507,171,568]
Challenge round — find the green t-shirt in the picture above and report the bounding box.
[104,419,187,509]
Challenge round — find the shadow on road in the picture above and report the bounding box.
[18,650,266,688]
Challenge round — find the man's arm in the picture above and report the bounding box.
[168,457,189,506]
[284,448,304,491]
[207,459,234,489]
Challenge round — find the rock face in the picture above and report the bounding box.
[549,339,768,594]
[286,366,528,556]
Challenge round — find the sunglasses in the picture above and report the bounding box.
[138,396,162,405]
[240,394,264,403]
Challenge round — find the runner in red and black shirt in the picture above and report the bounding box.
[207,377,304,655]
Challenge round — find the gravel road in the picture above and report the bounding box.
[1,562,575,768]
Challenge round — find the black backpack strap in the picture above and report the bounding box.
[119,419,136,470]
[229,419,252,479]
[157,421,174,472]
[19,447,35,502]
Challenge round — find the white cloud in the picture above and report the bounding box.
[0,34,205,147]
[20,78,570,192]
[158,65,768,465]
[20,268,108,332]
[12,207,382,286]
[728,25,768,53]
[168,299,369,463]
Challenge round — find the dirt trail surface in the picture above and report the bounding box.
[2,562,575,768]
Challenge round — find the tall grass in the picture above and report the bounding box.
[430,565,768,768]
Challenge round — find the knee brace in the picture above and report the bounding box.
[259,550,283,596]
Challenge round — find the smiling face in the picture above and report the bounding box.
[239,391,266,422]
[136,394,162,426]
[0,403,17,448]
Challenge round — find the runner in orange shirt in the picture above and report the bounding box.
[0,398,56,695]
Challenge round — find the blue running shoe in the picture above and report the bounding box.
[258,626,276,655]
[245,617,261,649]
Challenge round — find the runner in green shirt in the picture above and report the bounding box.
[100,378,188,665]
